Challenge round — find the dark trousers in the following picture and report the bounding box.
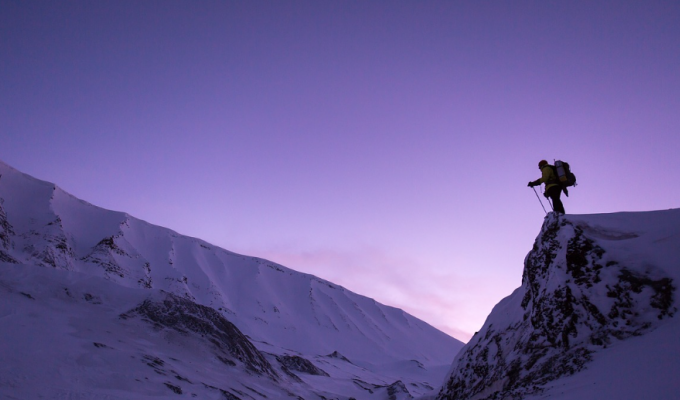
[546,185,565,214]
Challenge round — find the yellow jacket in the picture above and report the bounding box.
[533,165,559,193]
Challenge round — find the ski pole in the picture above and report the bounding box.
[532,186,548,215]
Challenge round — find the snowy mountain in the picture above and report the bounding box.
[436,211,680,400]
[0,160,463,399]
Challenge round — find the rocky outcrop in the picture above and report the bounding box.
[386,380,413,400]
[81,235,130,278]
[437,213,676,400]
[120,292,278,380]
[276,354,329,377]
[0,199,17,263]
[27,217,75,270]
[352,379,413,400]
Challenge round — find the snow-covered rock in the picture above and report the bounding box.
[437,211,680,400]
[0,160,463,399]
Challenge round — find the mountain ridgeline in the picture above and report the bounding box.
[0,160,462,399]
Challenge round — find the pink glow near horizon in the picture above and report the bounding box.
[2,1,679,342]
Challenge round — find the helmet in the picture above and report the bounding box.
[538,160,548,168]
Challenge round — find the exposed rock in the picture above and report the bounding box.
[437,213,676,400]
[352,379,413,400]
[387,380,413,400]
[276,354,330,377]
[163,382,182,394]
[120,292,278,379]
[325,350,353,364]
[81,235,129,278]
[83,292,102,304]
[0,200,17,262]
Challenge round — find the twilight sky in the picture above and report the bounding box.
[2,1,679,341]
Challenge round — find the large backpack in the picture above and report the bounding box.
[553,160,577,187]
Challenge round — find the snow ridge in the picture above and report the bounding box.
[0,160,462,399]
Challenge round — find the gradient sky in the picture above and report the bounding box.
[2,1,679,341]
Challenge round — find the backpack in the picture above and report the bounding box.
[553,160,577,187]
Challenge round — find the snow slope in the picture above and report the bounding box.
[436,211,680,400]
[0,160,463,399]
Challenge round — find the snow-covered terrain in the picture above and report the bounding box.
[436,211,680,400]
[5,158,677,400]
[0,160,463,399]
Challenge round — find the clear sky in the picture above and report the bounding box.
[2,1,679,341]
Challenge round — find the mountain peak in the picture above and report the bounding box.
[437,211,680,400]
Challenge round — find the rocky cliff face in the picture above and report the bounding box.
[437,212,677,400]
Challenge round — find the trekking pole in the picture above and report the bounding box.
[532,187,548,215]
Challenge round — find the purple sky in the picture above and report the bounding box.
[2,1,679,341]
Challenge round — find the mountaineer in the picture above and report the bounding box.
[528,160,565,214]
